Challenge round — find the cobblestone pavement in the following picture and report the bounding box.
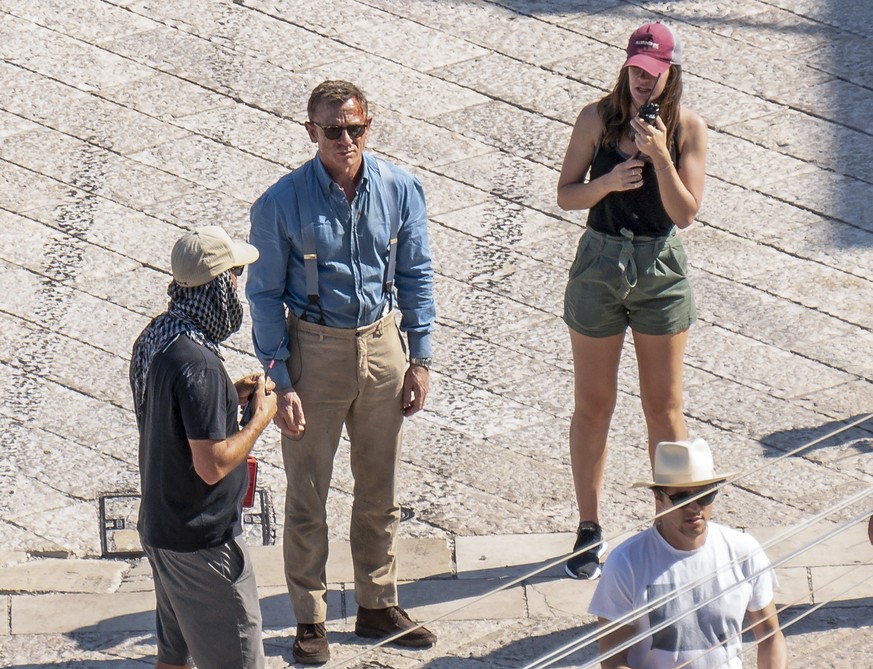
[1,0,872,667]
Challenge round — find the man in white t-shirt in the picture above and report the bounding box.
[588,439,787,669]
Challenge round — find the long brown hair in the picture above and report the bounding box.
[597,65,683,154]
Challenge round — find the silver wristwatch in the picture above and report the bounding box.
[409,357,432,370]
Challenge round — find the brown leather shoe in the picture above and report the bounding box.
[355,605,437,647]
[293,623,330,665]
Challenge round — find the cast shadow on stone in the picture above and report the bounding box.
[418,621,600,668]
[258,559,572,665]
[5,608,294,669]
[776,599,873,638]
[760,413,872,459]
[8,612,155,669]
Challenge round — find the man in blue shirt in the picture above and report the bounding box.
[247,80,436,665]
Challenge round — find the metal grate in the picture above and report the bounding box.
[99,489,276,558]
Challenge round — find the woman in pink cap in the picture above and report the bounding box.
[556,22,708,580]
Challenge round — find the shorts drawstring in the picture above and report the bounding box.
[617,227,638,299]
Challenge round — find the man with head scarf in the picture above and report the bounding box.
[130,225,277,669]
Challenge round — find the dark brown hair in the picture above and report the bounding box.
[307,80,368,120]
[597,65,683,153]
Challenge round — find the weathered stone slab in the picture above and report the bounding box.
[115,558,153,593]
[0,558,125,594]
[685,226,873,329]
[129,135,289,204]
[526,576,598,618]
[433,52,601,124]
[302,57,490,120]
[11,591,155,633]
[0,212,142,288]
[686,323,854,400]
[789,77,873,135]
[434,201,581,266]
[0,13,154,91]
[101,72,235,121]
[0,129,200,209]
[406,166,491,217]
[0,62,189,156]
[753,521,871,570]
[688,28,833,101]
[370,107,494,171]
[1,417,138,501]
[434,100,571,167]
[2,0,157,44]
[403,418,573,531]
[706,132,815,191]
[333,13,490,72]
[726,108,873,184]
[435,151,566,219]
[811,564,873,605]
[0,108,42,140]
[349,578,524,620]
[456,533,574,579]
[2,474,101,557]
[775,566,813,607]
[174,104,312,170]
[0,161,82,215]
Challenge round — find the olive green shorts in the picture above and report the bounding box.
[563,227,696,338]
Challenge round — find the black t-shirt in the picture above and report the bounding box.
[137,335,246,551]
[587,141,680,237]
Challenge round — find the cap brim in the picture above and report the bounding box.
[231,240,260,267]
[623,54,672,77]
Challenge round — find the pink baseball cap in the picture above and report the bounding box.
[623,22,682,77]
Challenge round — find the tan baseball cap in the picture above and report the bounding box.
[171,226,259,287]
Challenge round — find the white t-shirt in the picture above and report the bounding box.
[588,522,776,669]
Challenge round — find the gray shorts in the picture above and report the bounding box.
[563,227,696,337]
[143,536,264,669]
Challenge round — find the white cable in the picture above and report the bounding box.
[671,546,873,669]
[328,413,873,668]
[571,508,872,669]
[520,413,873,668]
[524,493,873,669]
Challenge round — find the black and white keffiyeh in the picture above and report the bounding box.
[130,271,243,424]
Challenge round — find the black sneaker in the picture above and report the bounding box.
[565,521,607,580]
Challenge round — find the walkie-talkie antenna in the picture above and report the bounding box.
[632,72,662,160]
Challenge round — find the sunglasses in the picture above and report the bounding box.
[656,486,719,508]
[230,266,245,277]
[313,122,367,140]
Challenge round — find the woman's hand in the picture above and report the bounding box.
[630,116,670,166]
[608,158,646,192]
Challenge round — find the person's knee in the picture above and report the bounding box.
[573,394,616,428]
[640,392,683,423]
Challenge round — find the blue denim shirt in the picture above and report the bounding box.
[246,154,435,390]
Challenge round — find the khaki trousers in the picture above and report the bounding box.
[281,311,406,623]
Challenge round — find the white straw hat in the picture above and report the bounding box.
[171,226,259,287]
[632,439,734,489]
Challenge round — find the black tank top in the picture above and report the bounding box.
[586,138,680,237]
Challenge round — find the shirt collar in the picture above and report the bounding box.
[312,153,373,197]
